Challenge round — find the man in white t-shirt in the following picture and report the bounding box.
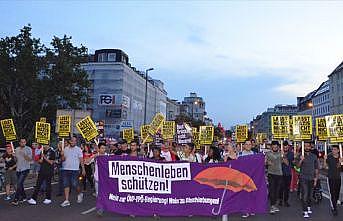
[60,137,86,207]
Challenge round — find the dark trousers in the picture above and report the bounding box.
[328,178,341,210]
[31,172,52,200]
[83,164,94,190]
[268,174,282,206]
[57,166,64,194]
[300,178,313,211]
[15,170,29,201]
[279,175,292,203]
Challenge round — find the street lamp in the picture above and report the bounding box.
[144,68,154,124]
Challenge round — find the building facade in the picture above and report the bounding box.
[82,49,167,137]
[252,104,298,139]
[312,80,330,118]
[181,92,206,121]
[166,98,180,121]
[329,61,343,114]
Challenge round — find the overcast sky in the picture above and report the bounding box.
[2,1,343,128]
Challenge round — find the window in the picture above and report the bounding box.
[108,53,116,62]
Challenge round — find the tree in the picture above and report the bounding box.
[0,25,90,142]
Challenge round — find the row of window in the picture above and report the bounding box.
[313,93,329,105]
[313,105,329,115]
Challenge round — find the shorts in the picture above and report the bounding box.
[4,169,17,185]
[62,170,79,189]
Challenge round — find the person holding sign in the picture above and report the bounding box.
[295,141,319,218]
[323,145,343,216]
[60,137,86,207]
[279,141,294,207]
[12,138,32,206]
[265,141,283,214]
[27,144,56,205]
[1,145,17,201]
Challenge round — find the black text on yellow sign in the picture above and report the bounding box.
[162,121,175,140]
[140,125,153,143]
[292,115,312,140]
[193,131,200,149]
[199,126,214,145]
[316,117,328,141]
[256,133,267,144]
[76,116,99,142]
[0,119,17,142]
[35,122,51,145]
[235,125,248,143]
[58,115,71,138]
[325,114,343,143]
[148,113,165,135]
[123,128,134,142]
[271,116,290,139]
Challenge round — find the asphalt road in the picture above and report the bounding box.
[0,180,343,221]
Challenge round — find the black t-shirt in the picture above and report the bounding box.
[40,147,56,174]
[115,149,131,156]
[2,153,16,170]
[326,154,342,179]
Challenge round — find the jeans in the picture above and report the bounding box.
[83,164,94,190]
[279,175,292,203]
[268,174,282,206]
[328,178,341,210]
[57,166,64,194]
[31,172,53,200]
[15,170,29,201]
[300,178,314,211]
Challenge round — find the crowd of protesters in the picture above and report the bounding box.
[0,136,342,219]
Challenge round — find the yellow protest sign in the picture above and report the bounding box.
[140,125,153,143]
[289,117,294,140]
[57,115,71,138]
[292,115,312,140]
[193,131,200,149]
[325,114,343,143]
[35,122,51,145]
[271,116,290,139]
[40,117,47,123]
[192,127,197,134]
[0,119,17,142]
[236,125,248,143]
[76,116,99,142]
[256,133,267,144]
[162,121,175,140]
[316,117,328,141]
[148,113,165,135]
[199,126,214,145]
[123,128,134,143]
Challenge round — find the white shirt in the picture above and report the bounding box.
[161,150,172,162]
[62,146,83,171]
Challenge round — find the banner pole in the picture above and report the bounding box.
[324,141,327,156]
[61,138,65,151]
[240,143,242,152]
[301,140,305,157]
[280,139,284,157]
[94,138,99,146]
[10,141,15,153]
[339,143,343,165]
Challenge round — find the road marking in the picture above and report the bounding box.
[81,207,96,215]
[0,182,58,196]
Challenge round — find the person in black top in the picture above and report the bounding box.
[324,145,343,216]
[279,141,294,207]
[27,144,56,205]
[1,145,17,201]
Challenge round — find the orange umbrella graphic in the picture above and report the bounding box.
[194,166,257,215]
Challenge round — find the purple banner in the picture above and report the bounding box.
[96,154,268,216]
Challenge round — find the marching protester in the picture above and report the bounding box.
[204,146,222,163]
[160,141,178,161]
[1,145,17,201]
[279,141,294,207]
[151,146,165,161]
[12,138,32,205]
[323,145,343,216]
[177,143,197,162]
[223,142,237,161]
[55,141,64,196]
[31,142,41,178]
[265,141,283,214]
[60,136,86,207]
[94,142,107,216]
[27,144,56,205]
[129,141,142,157]
[82,144,95,192]
[295,141,319,218]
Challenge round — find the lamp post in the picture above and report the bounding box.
[144,68,154,124]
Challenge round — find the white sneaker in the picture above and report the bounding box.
[273,206,280,212]
[60,200,71,207]
[307,207,312,214]
[27,198,37,205]
[43,199,52,204]
[241,213,250,218]
[77,193,83,203]
[303,211,310,218]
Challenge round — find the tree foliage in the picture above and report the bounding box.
[0,25,90,142]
